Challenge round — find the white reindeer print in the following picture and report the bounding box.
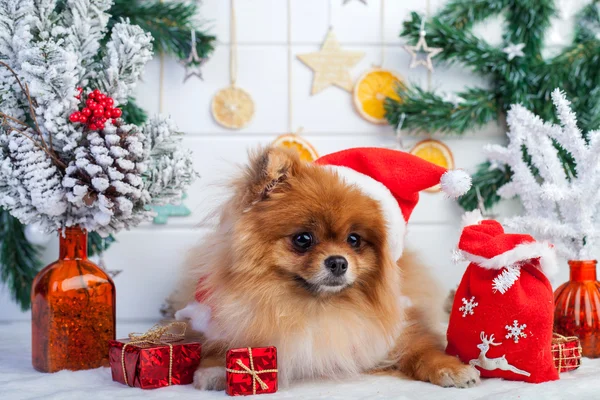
[468,332,530,377]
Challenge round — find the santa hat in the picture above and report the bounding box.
[457,210,558,277]
[315,147,472,260]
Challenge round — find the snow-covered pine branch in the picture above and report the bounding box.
[61,0,113,83]
[0,128,67,231]
[0,0,34,121]
[142,116,196,205]
[98,21,153,104]
[485,89,600,260]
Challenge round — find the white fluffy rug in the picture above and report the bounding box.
[1,320,599,400]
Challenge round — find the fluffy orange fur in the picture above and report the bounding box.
[167,147,479,390]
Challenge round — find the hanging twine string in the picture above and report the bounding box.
[425,0,432,90]
[287,0,293,132]
[378,0,385,67]
[120,322,187,387]
[230,0,238,86]
[158,0,164,113]
[287,0,303,134]
[226,348,278,395]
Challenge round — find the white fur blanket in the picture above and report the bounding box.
[1,321,598,400]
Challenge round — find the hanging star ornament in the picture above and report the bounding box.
[180,30,207,82]
[297,28,365,95]
[404,30,442,72]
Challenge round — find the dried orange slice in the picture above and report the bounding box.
[409,139,454,193]
[353,68,405,124]
[211,86,255,129]
[272,134,319,162]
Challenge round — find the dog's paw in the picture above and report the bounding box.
[193,366,227,391]
[430,363,480,389]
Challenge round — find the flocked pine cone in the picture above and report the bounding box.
[62,120,151,235]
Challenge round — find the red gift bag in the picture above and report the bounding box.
[446,214,559,383]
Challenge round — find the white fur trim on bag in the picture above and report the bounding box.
[327,165,406,261]
[460,241,558,277]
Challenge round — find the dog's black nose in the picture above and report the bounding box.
[324,256,348,277]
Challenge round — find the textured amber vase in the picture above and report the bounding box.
[31,227,116,372]
[554,260,600,358]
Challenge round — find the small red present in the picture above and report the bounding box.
[226,347,278,396]
[108,322,201,389]
[552,333,582,373]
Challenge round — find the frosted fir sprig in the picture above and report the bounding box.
[485,89,600,260]
[98,22,153,104]
[0,0,197,236]
[142,116,197,205]
[61,0,113,82]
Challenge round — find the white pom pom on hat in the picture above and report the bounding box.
[315,147,472,261]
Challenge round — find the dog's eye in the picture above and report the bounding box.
[347,233,361,248]
[292,232,314,251]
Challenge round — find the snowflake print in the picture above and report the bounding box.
[505,320,527,343]
[458,296,478,317]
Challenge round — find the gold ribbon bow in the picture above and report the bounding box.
[552,333,582,373]
[121,322,187,387]
[226,347,278,394]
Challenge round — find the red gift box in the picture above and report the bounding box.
[108,323,201,389]
[552,333,582,373]
[226,347,278,396]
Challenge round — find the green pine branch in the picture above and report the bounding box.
[402,12,505,76]
[121,97,148,126]
[437,0,512,29]
[88,232,116,257]
[457,163,513,211]
[389,1,600,214]
[0,209,42,311]
[384,86,499,134]
[503,0,555,57]
[109,0,216,63]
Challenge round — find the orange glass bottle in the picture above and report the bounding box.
[554,260,600,358]
[31,227,116,372]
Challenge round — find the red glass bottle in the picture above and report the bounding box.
[554,260,600,358]
[31,227,116,372]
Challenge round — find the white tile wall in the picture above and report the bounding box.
[0,0,590,321]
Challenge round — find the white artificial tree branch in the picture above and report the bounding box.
[486,89,598,260]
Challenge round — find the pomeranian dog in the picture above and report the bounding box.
[167,146,479,390]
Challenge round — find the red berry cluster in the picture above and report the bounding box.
[69,88,123,131]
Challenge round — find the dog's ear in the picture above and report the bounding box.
[241,146,301,208]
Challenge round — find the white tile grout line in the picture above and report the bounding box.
[123,220,467,232]
[176,132,506,139]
